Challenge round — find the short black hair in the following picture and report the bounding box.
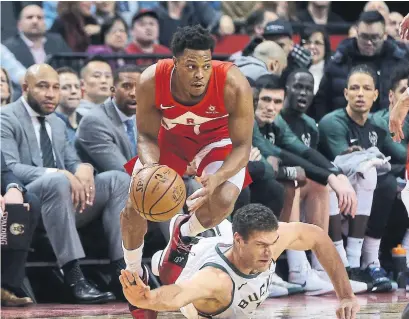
[286,69,313,85]
[232,204,279,241]
[347,64,378,87]
[245,9,265,35]
[80,55,111,78]
[255,74,281,90]
[389,63,409,92]
[171,25,215,57]
[358,10,385,26]
[56,66,78,76]
[113,65,144,85]
[100,16,128,44]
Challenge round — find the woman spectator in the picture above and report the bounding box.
[95,1,118,26]
[301,26,331,94]
[87,16,129,70]
[1,68,12,106]
[50,2,101,52]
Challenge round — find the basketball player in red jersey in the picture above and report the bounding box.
[121,25,254,318]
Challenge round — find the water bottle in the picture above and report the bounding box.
[392,244,407,288]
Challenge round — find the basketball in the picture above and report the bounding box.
[129,165,186,222]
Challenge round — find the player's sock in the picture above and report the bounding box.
[333,240,350,268]
[346,237,364,269]
[180,213,206,238]
[361,236,381,269]
[122,242,144,278]
[287,250,309,273]
[401,229,409,267]
[311,252,324,272]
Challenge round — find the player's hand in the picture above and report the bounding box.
[399,13,409,40]
[294,167,307,187]
[328,174,357,218]
[186,174,221,213]
[75,164,95,208]
[249,147,262,162]
[119,269,152,307]
[336,297,360,319]
[389,88,409,142]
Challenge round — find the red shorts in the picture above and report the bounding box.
[124,138,252,190]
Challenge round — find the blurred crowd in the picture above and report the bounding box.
[1,0,409,309]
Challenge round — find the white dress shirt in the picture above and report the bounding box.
[21,97,56,162]
[112,98,137,137]
[20,33,47,64]
[309,60,325,95]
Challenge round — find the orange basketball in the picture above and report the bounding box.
[129,165,186,222]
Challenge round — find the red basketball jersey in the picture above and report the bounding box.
[155,59,233,149]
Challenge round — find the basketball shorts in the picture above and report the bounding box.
[124,138,252,191]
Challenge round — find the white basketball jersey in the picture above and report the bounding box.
[176,237,275,319]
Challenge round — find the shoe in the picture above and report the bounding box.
[317,269,368,294]
[348,266,397,293]
[1,288,33,307]
[268,273,304,298]
[159,214,200,285]
[69,279,116,304]
[289,268,334,296]
[128,264,158,319]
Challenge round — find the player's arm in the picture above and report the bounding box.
[215,66,254,184]
[318,115,350,160]
[277,222,355,301]
[135,64,162,165]
[389,88,409,142]
[120,267,232,312]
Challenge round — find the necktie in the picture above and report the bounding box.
[37,117,56,168]
[125,119,137,157]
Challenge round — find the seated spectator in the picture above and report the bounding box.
[318,65,406,292]
[125,10,171,66]
[55,67,82,144]
[234,40,287,81]
[51,1,101,52]
[76,65,142,173]
[156,2,234,48]
[263,20,312,84]
[0,64,131,303]
[371,63,409,147]
[0,44,26,87]
[300,26,332,94]
[221,1,263,22]
[116,1,159,27]
[87,16,129,70]
[230,8,278,59]
[269,1,298,22]
[252,79,358,295]
[278,69,373,293]
[94,1,118,26]
[77,57,113,116]
[1,68,12,106]
[309,11,408,122]
[363,1,390,24]
[1,151,40,307]
[3,5,71,68]
[297,1,344,25]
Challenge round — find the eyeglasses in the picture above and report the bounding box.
[302,40,325,47]
[357,33,384,43]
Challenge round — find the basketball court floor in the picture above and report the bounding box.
[2,290,408,318]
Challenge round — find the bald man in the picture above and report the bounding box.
[363,1,390,24]
[235,41,288,82]
[3,5,70,68]
[0,64,131,304]
[387,12,404,41]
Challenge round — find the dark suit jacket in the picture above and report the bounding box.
[3,32,71,68]
[1,151,23,195]
[76,99,134,173]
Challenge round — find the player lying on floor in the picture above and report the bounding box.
[120,204,360,319]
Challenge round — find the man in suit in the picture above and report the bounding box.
[0,64,130,303]
[3,5,71,68]
[76,65,142,173]
[1,151,40,307]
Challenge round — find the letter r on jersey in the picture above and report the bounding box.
[186,118,195,124]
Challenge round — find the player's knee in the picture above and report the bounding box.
[46,173,71,198]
